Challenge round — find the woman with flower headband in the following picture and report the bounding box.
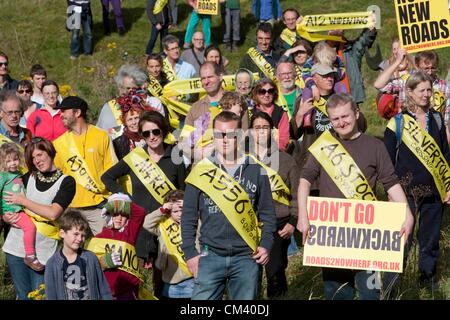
[1,137,76,300]
[112,89,160,160]
[101,110,186,298]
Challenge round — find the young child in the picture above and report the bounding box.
[86,193,146,300]
[44,210,112,300]
[143,190,198,300]
[0,143,44,271]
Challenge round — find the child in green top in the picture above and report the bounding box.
[0,143,44,271]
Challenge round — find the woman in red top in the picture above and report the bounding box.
[26,80,66,141]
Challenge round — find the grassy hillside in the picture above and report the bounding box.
[1,0,450,300]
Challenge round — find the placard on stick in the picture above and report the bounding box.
[394,0,450,53]
[197,0,219,15]
[303,197,406,272]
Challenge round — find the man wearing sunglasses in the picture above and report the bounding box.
[182,111,276,300]
[53,96,117,236]
[0,52,18,93]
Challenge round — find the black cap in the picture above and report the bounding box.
[56,96,88,112]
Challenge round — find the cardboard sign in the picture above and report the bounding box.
[394,0,450,53]
[303,197,406,272]
[197,0,219,15]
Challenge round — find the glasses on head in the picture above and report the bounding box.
[0,62,8,67]
[2,110,22,117]
[141,128,162,138]
[257,88,275,95]
[24,137,45,147]
[253,125,271,130]
[213,131,238,140]
[17,89,33,94]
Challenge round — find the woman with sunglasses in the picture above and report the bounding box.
[252,78,290,151]
[26,80,66,142]
[1,137,76,300]
[248,111,299,299]
[16,80,40,127]
[102,110,186,297]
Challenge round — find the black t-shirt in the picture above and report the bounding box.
[61,250,90,300]
[23,171,76,209]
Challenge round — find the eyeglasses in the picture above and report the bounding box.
[213,131,238,139]
[167,46,180,51]
[17,89,33,94]
[193,38,204,41]
[0,62,8,67]
[277,72,294,78]
[2,110,22,117]
[141,128,162,138]
[257,88,275,95]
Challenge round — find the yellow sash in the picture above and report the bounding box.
[248,154,290,205]
[387,113,450,202]
[163,58,177,82]
[57,133,105,194]
[25,208,60,240]
[314,97,329,116]
[0,133,28,174]
[280,28,297,47]
[185,158,261,252]
[108,99,122,127]
[433,90,446,114]
[247,47,276,81]
[159,216,192,277]
[123,147,176,205]
[86,238,143,281]
[152,0,168,15]
[294,65,305,89]
[147,76,164,97]
[308,130,377,200]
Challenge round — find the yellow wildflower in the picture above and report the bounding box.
[107,42,117,50]
[59,84,72,98]
[83,67,95,74]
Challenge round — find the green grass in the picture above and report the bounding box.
[1,0,450,300]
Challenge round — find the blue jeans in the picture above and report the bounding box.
[184,11,211,46]
[70,11,93,56]
[5,253,44,300]
[323,268,380,300]
[192,250,260,300]
[146,25,169,55]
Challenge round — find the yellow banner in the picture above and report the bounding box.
[248,154,290,206]
[0,133,28,174]
[395,0,450,53]
[123,147,176,205]
[387,113,450,202]
[294,65,305,90]
[163,58,177,82]
[159,217,192,277]
[57,133,105,194]
[153,0,168,15]
[86,237,143,281]
[147,76,164,97]
[197,0,219,15]
[186,158,261,252]
[25,208,60,240]
[308,130,377,201]
[303,196,406,272]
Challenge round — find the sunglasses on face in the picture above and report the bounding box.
[293,50,307,56]
[17,89,32,94]
[257,88,275,95]
[213,131,238,139]
[0,62,8,67]
[141,128,162,138]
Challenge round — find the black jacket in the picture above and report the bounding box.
[147,0,172,26]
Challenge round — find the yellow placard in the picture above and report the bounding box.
[394,0,450,53]
[197,0,219,15]
[303,197,406,272]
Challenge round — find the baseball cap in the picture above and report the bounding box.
[311,64,337,76]
[56,96,88,112]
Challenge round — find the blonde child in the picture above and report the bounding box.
[0,143,44,271]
